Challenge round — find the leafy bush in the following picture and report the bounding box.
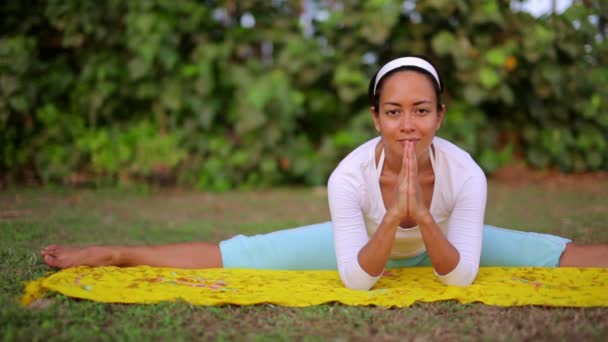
[1,0,606,188]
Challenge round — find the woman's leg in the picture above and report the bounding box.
[42,221,336,270]
[390,225,574,268]
[42,242,222,269]
[559,244,608,267]
[481,225,608,267]
[219,222,337,270]
[479,225,571,267]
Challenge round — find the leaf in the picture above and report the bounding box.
[431,31,456,56]
[128,58,150,80]
[0,75,18,96]
[8,95,29,112]
[479,67,500,89]
[534,24,555,45]
[499,85,514,105]
[485,48,507,67]
[586,151,603,170]
[160,81,182,111]
[463,85,485,105]
[471,1,503,25]
[333,64,367,103]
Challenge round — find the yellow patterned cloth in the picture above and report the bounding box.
[22,266,608,307]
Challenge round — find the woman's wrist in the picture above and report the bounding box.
[383,209,402,227]
[416,210,435,228]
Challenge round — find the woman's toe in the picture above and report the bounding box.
[42,245,59,255]
[44,254,58,267]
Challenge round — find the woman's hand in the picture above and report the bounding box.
[405,141,431,223]
[387,141,430,224]
[387,142,410,222]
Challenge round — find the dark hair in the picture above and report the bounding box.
[368,57,443,113]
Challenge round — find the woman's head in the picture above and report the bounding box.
[368,56,443,112]
[368,56,445,165]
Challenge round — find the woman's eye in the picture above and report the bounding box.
[415,108,430,115]
[386,109,399,116]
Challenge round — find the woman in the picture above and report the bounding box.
[42,56,608,290]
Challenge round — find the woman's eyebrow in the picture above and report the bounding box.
[413,100,432,106]
[382,101,402,106]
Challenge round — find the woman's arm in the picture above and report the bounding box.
[328,172,384,291]
[356,211,400,276]
[402,141,484,285]
[410,142,486,285]
[417,213,460,275]
[437,171,486,285]
[357,141,418,277]
[404,142,461,276]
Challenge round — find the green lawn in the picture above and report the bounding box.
[1,179,607,341]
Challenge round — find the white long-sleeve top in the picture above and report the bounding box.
[327,136,487,290]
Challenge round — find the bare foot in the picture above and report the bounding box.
[41,245,119,268]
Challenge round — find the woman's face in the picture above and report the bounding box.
[371,70,445,164]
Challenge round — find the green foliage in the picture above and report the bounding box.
[1,0,607,188]
[76,120,186,177]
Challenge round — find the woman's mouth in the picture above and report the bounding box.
[398,139,419,145]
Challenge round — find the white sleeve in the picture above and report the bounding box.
[327,172,381,291]
[435,169,487,286]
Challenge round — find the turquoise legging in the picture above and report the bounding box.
[219,222,570,270]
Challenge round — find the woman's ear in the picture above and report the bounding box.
[370,106,381,132]
[436,104,446,130]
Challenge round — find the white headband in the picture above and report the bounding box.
[373,57,442,95]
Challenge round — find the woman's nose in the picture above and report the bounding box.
[400,113,414,131]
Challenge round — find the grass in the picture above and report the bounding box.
[1,178,608,341]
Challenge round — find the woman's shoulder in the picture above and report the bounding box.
[334,137,380,170]
[433,137,485,179]
[328,136,380,185]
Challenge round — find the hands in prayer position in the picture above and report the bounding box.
[388,141,430,225]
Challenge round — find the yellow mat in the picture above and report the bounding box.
[22,266,608,307]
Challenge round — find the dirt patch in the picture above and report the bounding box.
[26,298,55,310]
[491,163,608,193]
[0,209,33,221]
